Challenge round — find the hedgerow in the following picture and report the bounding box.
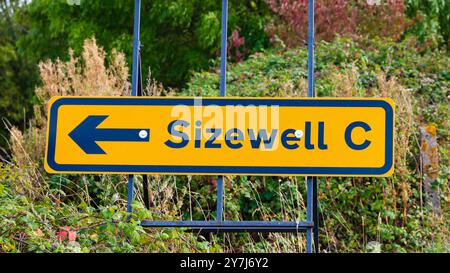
[0,36,448,253]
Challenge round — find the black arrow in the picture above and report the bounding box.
[69,115,150,154]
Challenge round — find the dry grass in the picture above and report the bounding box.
[6,38,130,200]
[376,72,415,223]
[144,68,174,97]
[36,38,129,102]
[329,67,415,178]
[329,65,362,97]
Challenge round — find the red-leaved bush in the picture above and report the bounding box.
[56,226,77,242]
[228,28,248,62]
[266,0,408,48]
[358,0,408,41]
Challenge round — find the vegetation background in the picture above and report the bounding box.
[0,0,448,253]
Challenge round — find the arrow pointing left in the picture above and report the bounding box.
[68,115,150,154]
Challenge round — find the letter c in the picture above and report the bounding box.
[345,121,371,150]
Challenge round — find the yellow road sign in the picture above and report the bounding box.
[45,97,394,176]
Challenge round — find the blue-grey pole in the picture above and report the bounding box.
[216,0,228,222]
[127,0,142,214]
[306,0,315,253]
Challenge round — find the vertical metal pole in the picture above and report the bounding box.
[138,50,150,210]
[313,176,319,252]
[306,177,314,253]
[307,2,315,99]
[128,0,141,214]
[216,0,228,222]
[131,0,141,97]
[127,175,134,214]
[306,0,315,253]
[134,17,150,210]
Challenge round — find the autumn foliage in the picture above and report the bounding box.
[266,0,408,47]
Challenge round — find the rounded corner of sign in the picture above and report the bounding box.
[48,96,63,106]
[379,98,395,113]
[377,162,394,177]
[44,155,62,174]
[382,97,395,106]
[382,166,395,177]
[47,96,66,114]
[44,161,56,174]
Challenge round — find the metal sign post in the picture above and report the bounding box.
[216,0,228,224]
[128,0,150,213]
[127,0,316,253]
[307,0,319,253]
[127,0,142,214]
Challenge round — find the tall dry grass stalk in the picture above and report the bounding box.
[36,38,129,102]
[377,72,415,223]
[377,72,414,173]
[329,66,415,179]
[6,126,45,199]
[144,68,174,97]
[329,66,362,97]
[7,38,131,200]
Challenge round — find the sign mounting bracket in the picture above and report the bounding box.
[125,0,318,253]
